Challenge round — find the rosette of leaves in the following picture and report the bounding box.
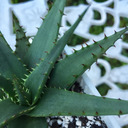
[0,0,128,127]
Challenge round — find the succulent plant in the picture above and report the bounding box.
[1,0,128,127]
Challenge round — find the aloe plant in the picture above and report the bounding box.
[0,0,128,127]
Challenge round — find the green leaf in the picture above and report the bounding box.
[13,12,30,63]
[7,116,48,128]
[24,0,66,69]
[0,88,7,99]
[12,77,31,105]
[28,88,128,117]
[0,76,15,98]
[24,7,89,104]
[0,99,34,127]
[48,27,128,89]
[0,33,28,80]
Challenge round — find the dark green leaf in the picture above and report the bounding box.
[0,76,15,98]
[24,7,89,104]
[28,88,128,117]
[7,116,48,128]
[24,0,66,69]
[48,27,128,89]
[12,77,31,105]
[0,33,28,80]
[0,99,33,127]
[13,12,30,63]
